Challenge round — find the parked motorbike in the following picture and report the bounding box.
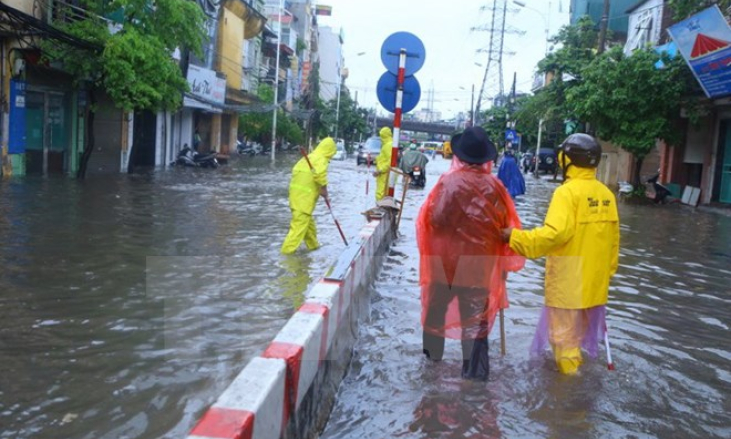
[237,141,265,156]
[175,145,219,168]
[409,166,426,188]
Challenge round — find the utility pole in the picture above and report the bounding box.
[470,84,475,127]
[508,71,517,148]
[597,0,611,54]
[271,0,283,162]
[473,0,523,125]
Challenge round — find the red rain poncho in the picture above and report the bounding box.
[416,156,524,339]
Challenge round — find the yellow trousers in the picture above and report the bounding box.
[548,307,587,374]
[376,172,389,201]
[281,210,319,254]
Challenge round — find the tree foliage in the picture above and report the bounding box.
[667,0,731,21]
[509,17,599,150]
[238,84,304,146]
[481,105,510,148]
[43,0,206,111]
[317,87,369,150]
[568,46,692,183]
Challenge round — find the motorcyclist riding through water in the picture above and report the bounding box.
[400,143,429,188]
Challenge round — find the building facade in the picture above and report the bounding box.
[317,26,343,104]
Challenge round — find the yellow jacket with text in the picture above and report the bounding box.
[375,127,393,200]
[509,166,619,309]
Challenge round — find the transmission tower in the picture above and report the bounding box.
[472,0,523,124]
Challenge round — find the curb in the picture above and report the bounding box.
[187,214,394,439]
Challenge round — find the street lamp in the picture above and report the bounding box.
[513,0,550,55]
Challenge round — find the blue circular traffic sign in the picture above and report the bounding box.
[376,72,421,113]
[380,32,426,76]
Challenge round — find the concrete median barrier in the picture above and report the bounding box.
[187,213,395,439]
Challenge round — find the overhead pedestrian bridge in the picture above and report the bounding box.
[376,117,460,135]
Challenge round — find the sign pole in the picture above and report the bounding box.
[388,48,406,198]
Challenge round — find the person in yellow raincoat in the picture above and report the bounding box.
[501,133,620,374]
[281,138,336,254]
[374,127,393,201]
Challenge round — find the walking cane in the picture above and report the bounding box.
[499,272,507,356]
[298,147,349,246]
[604,320,615,370]
[499,309,506,356]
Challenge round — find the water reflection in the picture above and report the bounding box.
[277,254,315,310]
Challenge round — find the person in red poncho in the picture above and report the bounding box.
[416,127,524,380]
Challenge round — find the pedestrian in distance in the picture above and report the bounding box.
[497,149,526,198]
[417,126,525,381]
[373,127,393,202]
[281,137,337,254]
[501,133,620,375]
[193,129,202,151]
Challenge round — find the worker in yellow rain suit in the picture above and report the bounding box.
[501,133,620,374]
[374,127,393,201]
[281,138,337,254]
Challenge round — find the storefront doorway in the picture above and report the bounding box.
[25,90,68,174]
[720,121,731,203]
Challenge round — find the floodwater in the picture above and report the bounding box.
[0,153,368,439]
[321,158,731,439]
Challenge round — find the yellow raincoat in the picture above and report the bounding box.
[281,138,337,254]
[508,162,619,373]
[375,127,393,201]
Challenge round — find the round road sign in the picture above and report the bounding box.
[376,72,421,113]
[380,31,426,76]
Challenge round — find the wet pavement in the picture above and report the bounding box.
[0,153,367,439]
[320,158,731,439]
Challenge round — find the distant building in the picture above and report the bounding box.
[317,26,343,103]
[570,0,638,41]
[624,0,673,55]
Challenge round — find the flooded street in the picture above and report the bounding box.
[321,158,731,439]
[0,154,366,439]
[1,153,729,439]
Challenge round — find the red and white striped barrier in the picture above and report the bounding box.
[187,216,392,439]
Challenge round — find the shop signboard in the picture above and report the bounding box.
[186,64,226,105]
[668,5,731,98]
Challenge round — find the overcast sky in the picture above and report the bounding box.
[316,0,569,119]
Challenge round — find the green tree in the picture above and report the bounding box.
[42,0,206,177]
[511,17,599,151]
[482,105,510,148]
[317,87,369,151]
[568,46,693,185]
[668,0,731,20]
[238,84,304,147]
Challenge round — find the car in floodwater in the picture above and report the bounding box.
[356,136,382,166]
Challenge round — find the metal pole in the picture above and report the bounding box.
[270,0,283,162]
[335,67,341,138]
[534,118,543,176]
[470,84,475,127]
[387,48,406,198]
[597,0,611,55]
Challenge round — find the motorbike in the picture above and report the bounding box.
[175,145,219,168]
[409,166,426,188]
[237,141,266,156]
[646,173,672,204]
